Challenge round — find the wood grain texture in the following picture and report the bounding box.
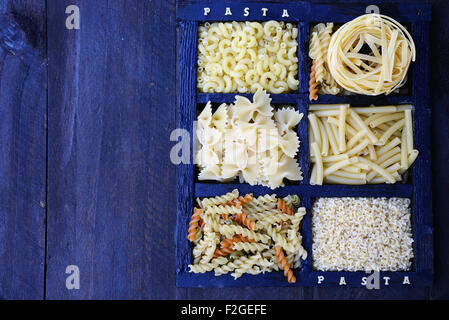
[428,0,449,300]
[0,0,46,300]
[46,0,177,299]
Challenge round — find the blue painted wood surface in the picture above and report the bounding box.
[0,0,448,300]
[0,1,46,299]
[46,0,177,299]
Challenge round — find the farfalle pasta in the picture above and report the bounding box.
[188,189,307,283]
[195,88,303,189]
[197,21,299,93]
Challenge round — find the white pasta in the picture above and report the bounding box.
[189,191,307,283]
[312,197,414,271]
[308,22,342,98]
[200,189,239,208]
[198,21,299,93]
[308,104,418,184]
[196,89,303,189]
[309,15,415,98]
[327,14,415,95]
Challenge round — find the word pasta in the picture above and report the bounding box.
[203,7,291,18]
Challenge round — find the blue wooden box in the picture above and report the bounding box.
[176,1,432,288]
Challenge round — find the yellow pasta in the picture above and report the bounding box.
[311,142,323,185]
[322,118,339,155]
[308,113,322,152]
[189,190,307,282]
[308,23,342,98]
[317,117,329,156]
[404,109,414,154]
[308,104,418,184]
[327,14,415,95]
[198,21,299,93]
[401,129,408,170]
[338,105,348,152]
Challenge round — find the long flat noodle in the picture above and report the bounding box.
[364,35,382,57]
[358,60,378,72]
[353,34,365,52]
[380,18,390,82]
[339,48,364,75]
[343,32,362,53]
[346,53,382,64]
[387,29,399,81]
[327,14,416,95]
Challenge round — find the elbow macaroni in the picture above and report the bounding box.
[198,21,299,93]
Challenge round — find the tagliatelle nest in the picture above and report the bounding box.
[327,14,416,96]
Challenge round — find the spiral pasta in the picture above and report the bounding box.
[189,257,228,273]
[200,189,239,208]
[206,205,243,216]
[232,242,269,253]
[309,31,326,84]
[277,198,294,215]
[198,21,299,93]
[275,246,296,283]
[309,61,318,101]
[234,211,257,230]
[308,23,342,100]
[188,190,307,283]
[213,235,255,258]
[188,208,202,242]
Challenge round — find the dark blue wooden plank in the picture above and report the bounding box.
[298,99,310,183]
[298,22,309,94]
[0,1,46,300]
[428,0,449,300]
[46,0,177,299]
[176,19,198,290]
[410,22,432,278]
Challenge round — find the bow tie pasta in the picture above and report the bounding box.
[195,89,304,189]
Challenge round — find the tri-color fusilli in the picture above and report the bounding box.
[188,189,307,283]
